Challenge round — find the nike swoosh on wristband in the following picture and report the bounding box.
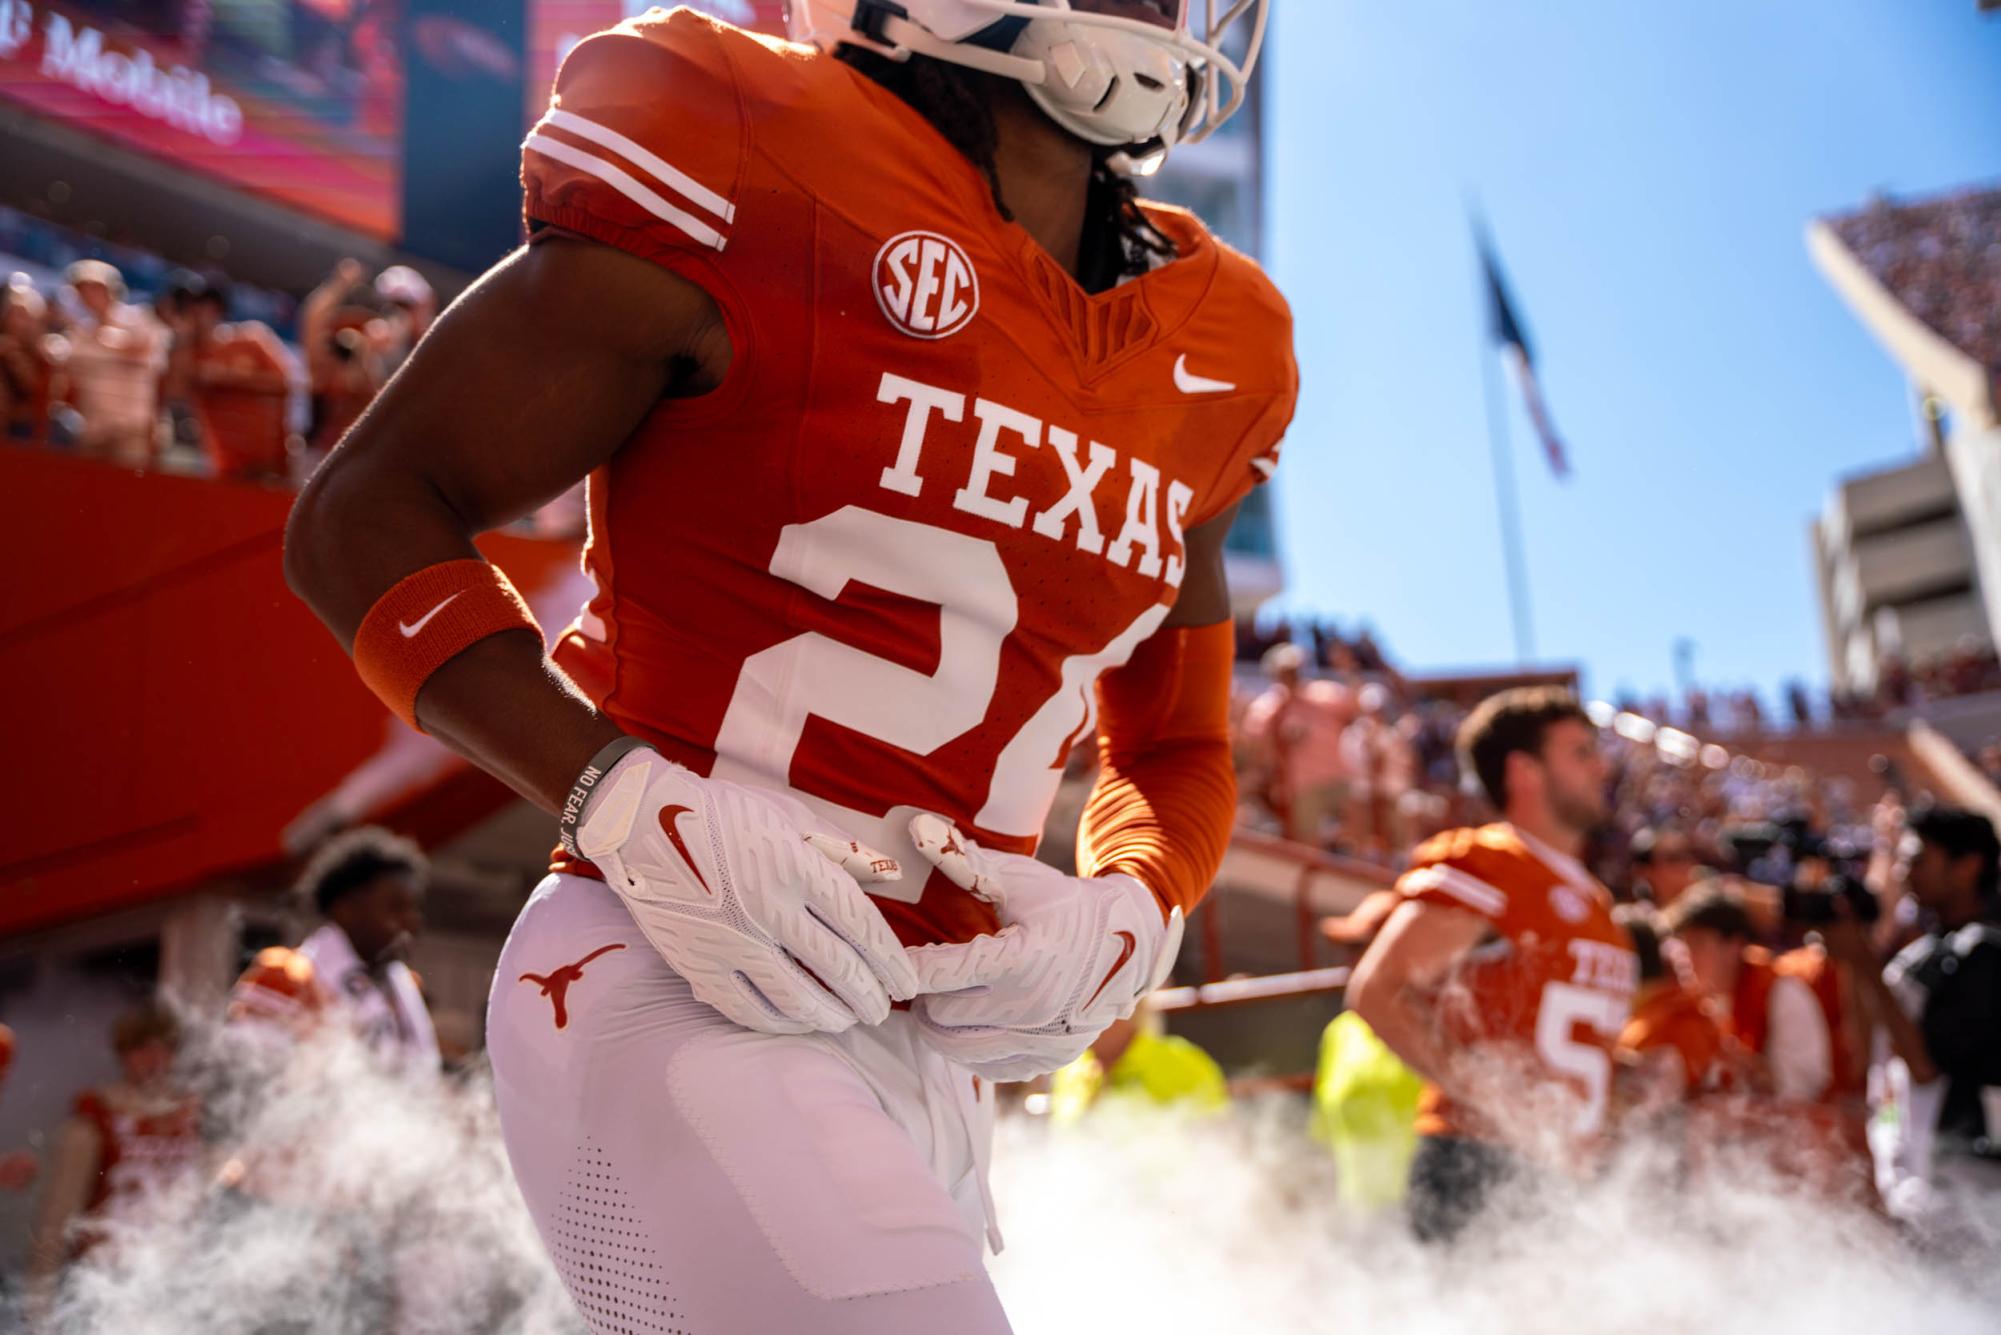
[658,805,711,894]
[1085,930,1139,1007]
[1173,355,1236,395]
[398,594,460,638]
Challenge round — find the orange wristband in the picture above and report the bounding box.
[352,559,541,732]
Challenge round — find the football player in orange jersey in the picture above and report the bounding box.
[1347,688,1637,1242]
[1611,907,1739,1116]
[285,2,1286,1329]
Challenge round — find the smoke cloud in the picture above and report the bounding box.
[34,1029,2001,1334]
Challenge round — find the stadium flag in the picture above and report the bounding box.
[1479,234,1571,480]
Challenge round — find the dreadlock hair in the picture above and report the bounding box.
[836,44,1176,292]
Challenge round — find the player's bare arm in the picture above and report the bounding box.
[285,235,728,811]
[1347,898,1491,1091]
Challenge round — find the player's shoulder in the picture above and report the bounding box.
[549,7,842,142]
[527,8,865,256]
[1143,202,1296,387]
[1408,823,1545,884]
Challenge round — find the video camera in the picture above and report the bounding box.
[1718,816,1880,926]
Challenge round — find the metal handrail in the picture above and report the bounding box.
[1152,965,1349,1013]
[1203,828,1396,980]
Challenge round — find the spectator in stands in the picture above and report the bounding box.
[1665,889,1818,1098]
[374,264,437,375]
[1852,804,2001,1240]
[1833,189,2001,380]
[301,259,390,460]
[230,827,439,1075]
[1613,907,1735,1115]
[1629,824,1703,907]
[1240,642,1356,848]
[1341,683,1418,860]
[168,274,295,484]
[1786,679,1814,729]
[26,1003,202,1310]
[0,1023,39,1194]
[1974,740,2001,792]
[59,260,166,465]
[0,274,67,445]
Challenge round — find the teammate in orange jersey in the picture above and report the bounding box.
[1348,689,1637,1242]
[285,2,1285,1329]
[1612,908,1742,1121]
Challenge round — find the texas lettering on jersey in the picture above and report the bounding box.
[522,10,1299,947]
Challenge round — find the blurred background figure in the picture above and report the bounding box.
[1612,907,1736,1121]
[162,273,295,484]
[0,1025,37,1197]
[1311,1008,1423,1213]
[1629,824,1704,908]
[1240,642,1355,850]
[1340,682,1419,860]
[372,264,436,376]
[1046,1000,1228,1125]
[300,259,393,467]
[0,275,69,448]
[230,828,439,1078]
[1867,804,2001,1245]
[58,260,166,466]
[25,1004,201,1316]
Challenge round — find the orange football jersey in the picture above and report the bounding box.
[1728,944,1865,1102]
[1618,979,1730,1097]
[1397,824,1637,1147]
[523,11,1297,946]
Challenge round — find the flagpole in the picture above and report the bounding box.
[1481,340,1536,664]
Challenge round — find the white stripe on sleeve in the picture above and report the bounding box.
[525,130,728,252]
[544,109,737,223]
[1404,864,1508,918]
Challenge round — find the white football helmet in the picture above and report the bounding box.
[787,0,1269,163]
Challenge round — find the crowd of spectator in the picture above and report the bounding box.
[1,209,431,488]
[1830,186,2001,379]
[1225,621,2001,912]
[1851,643,2001,717]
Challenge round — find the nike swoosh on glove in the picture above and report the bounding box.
[903,813,1184,1082]
[575,746,918,1035]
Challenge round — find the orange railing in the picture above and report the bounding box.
[1200,828,1397,982]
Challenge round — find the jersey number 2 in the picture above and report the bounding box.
[710,506,1168,900]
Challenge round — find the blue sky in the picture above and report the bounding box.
[1263,2,2001,703]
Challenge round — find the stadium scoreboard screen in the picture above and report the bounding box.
[0,1,787,262]
[0,0,405,239]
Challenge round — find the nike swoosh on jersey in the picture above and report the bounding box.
[1086,930,1139,1007]
[398,594,461,638]
[1173,355,1236,395]
[658,804,712,894]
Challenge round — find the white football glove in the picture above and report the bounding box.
[903,813,1184,1082]
[572,745,918,1035]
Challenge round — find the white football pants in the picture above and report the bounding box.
[487,873,1011,1334]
